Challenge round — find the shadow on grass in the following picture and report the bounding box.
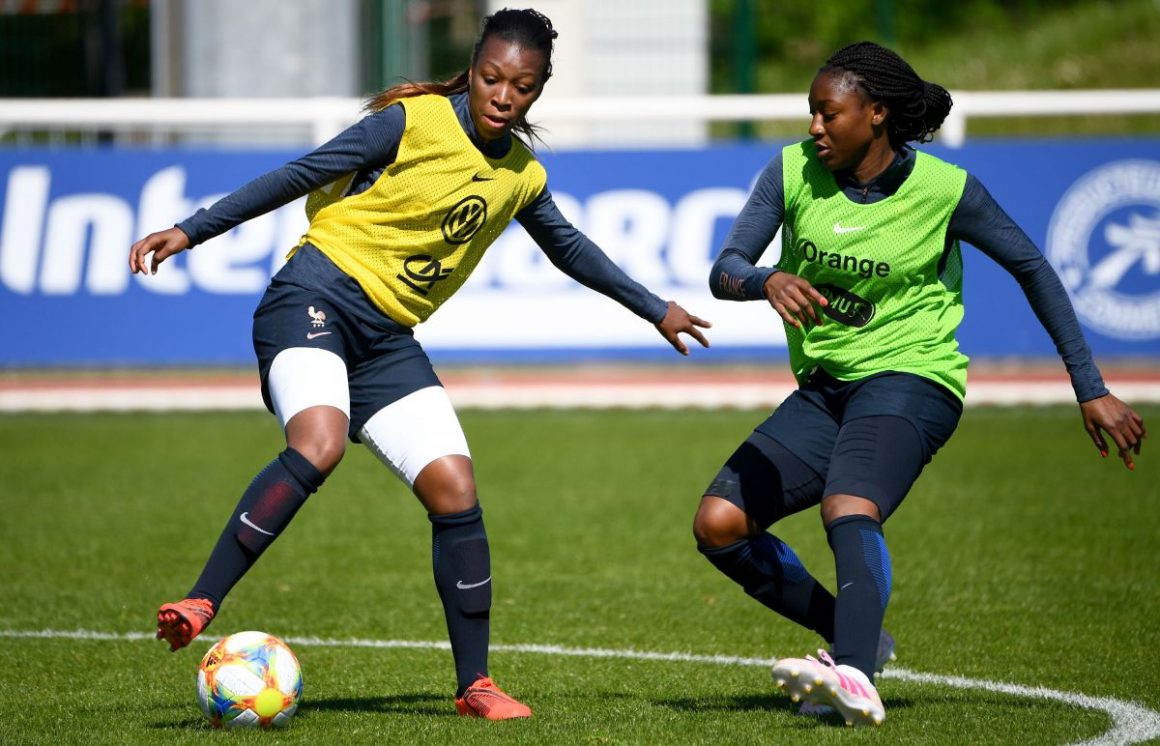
[148,716,212,731]
[149,693,454,730]
[658,693,780,713]
[306,693,451,717]
[656,692,915,725]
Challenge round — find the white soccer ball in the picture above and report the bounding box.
[196,630,302,729]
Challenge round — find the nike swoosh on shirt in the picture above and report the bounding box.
[833,222,867,234]
[456,576,492,590]
[306,331,332,339]
[240,512,275,536]
[471,173,494,182]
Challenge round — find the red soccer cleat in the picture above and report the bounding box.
[156,597,216,652]
[455,677,532,720]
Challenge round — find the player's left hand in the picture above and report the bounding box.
[1079,393,1146,470]
[654,301,711,356]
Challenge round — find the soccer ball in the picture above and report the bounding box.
[196,631,302,729]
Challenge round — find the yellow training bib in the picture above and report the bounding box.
[297,94,547,326]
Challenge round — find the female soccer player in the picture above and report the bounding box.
[129,7,709,720]
[695,41,1145,726]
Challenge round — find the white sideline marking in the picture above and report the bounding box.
[3,629,1158,744]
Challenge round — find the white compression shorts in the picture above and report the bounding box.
[358,386,471,488]
[267,348,470,488]
[267,347,351,424]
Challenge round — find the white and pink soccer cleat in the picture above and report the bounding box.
[773,649,885,726]
[796,628,894,719]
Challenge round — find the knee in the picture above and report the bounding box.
[289,431,346,476]
[820,493,881,527]
[430,475,477,513]
[693,496,752,548]
[415,455,478,515]
[285,406,349,476]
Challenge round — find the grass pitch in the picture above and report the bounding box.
[0,405,1156,745]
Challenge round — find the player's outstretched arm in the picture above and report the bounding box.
[654,301,711,356]
[129,227,192,276]
[1079,393,1147,470]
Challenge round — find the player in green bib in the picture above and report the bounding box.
[779,141,969,399]
[695,42,1146,727]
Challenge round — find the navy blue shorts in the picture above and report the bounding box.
[704,368,962,524]
[252,244,442,439]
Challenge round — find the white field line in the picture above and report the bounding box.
[1,379,1158,412]
[3,628,1157,744]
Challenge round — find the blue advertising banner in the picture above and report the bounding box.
[1,140,1157,367]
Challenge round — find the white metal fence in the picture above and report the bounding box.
[3,89,1160,148]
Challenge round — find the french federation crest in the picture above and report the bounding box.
[1046,160,1160,341]
[441,195,488,245]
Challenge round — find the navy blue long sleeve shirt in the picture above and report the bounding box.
[178,91,668,323]
[709,148,1107,402]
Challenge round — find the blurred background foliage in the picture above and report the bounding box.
[710,0,1160,138]
[1,0,1156,138]
[711,0,1159,91]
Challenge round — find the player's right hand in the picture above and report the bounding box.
[763,270,829,329]
[129,227,191,275]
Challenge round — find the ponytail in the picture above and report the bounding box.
[364,71,470,113]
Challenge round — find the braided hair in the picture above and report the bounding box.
[365,8,557,145]
[821,41,952,147]
[471,7,556,84]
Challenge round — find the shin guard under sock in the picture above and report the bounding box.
[430,504,492,695]
[828,514,892,677]
[700,534,835,640]
[189,448,325,607]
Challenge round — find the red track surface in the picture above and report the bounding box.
[2,363,1157,411]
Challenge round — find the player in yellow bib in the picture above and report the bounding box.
[695,42,1145,727]
[129,8,709,720]
[300,92,549,327]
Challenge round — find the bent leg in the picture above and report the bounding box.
[359,387,489,695]
[181,348,349,614]
[156,289,356,650]
[694,432,834,640]
[418,458,490,696]
[188,443,329,608]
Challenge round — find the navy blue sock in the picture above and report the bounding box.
[189,448,325,608]
[430,504,492,696]
[700,534,835,640]
[827,515,892,677]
